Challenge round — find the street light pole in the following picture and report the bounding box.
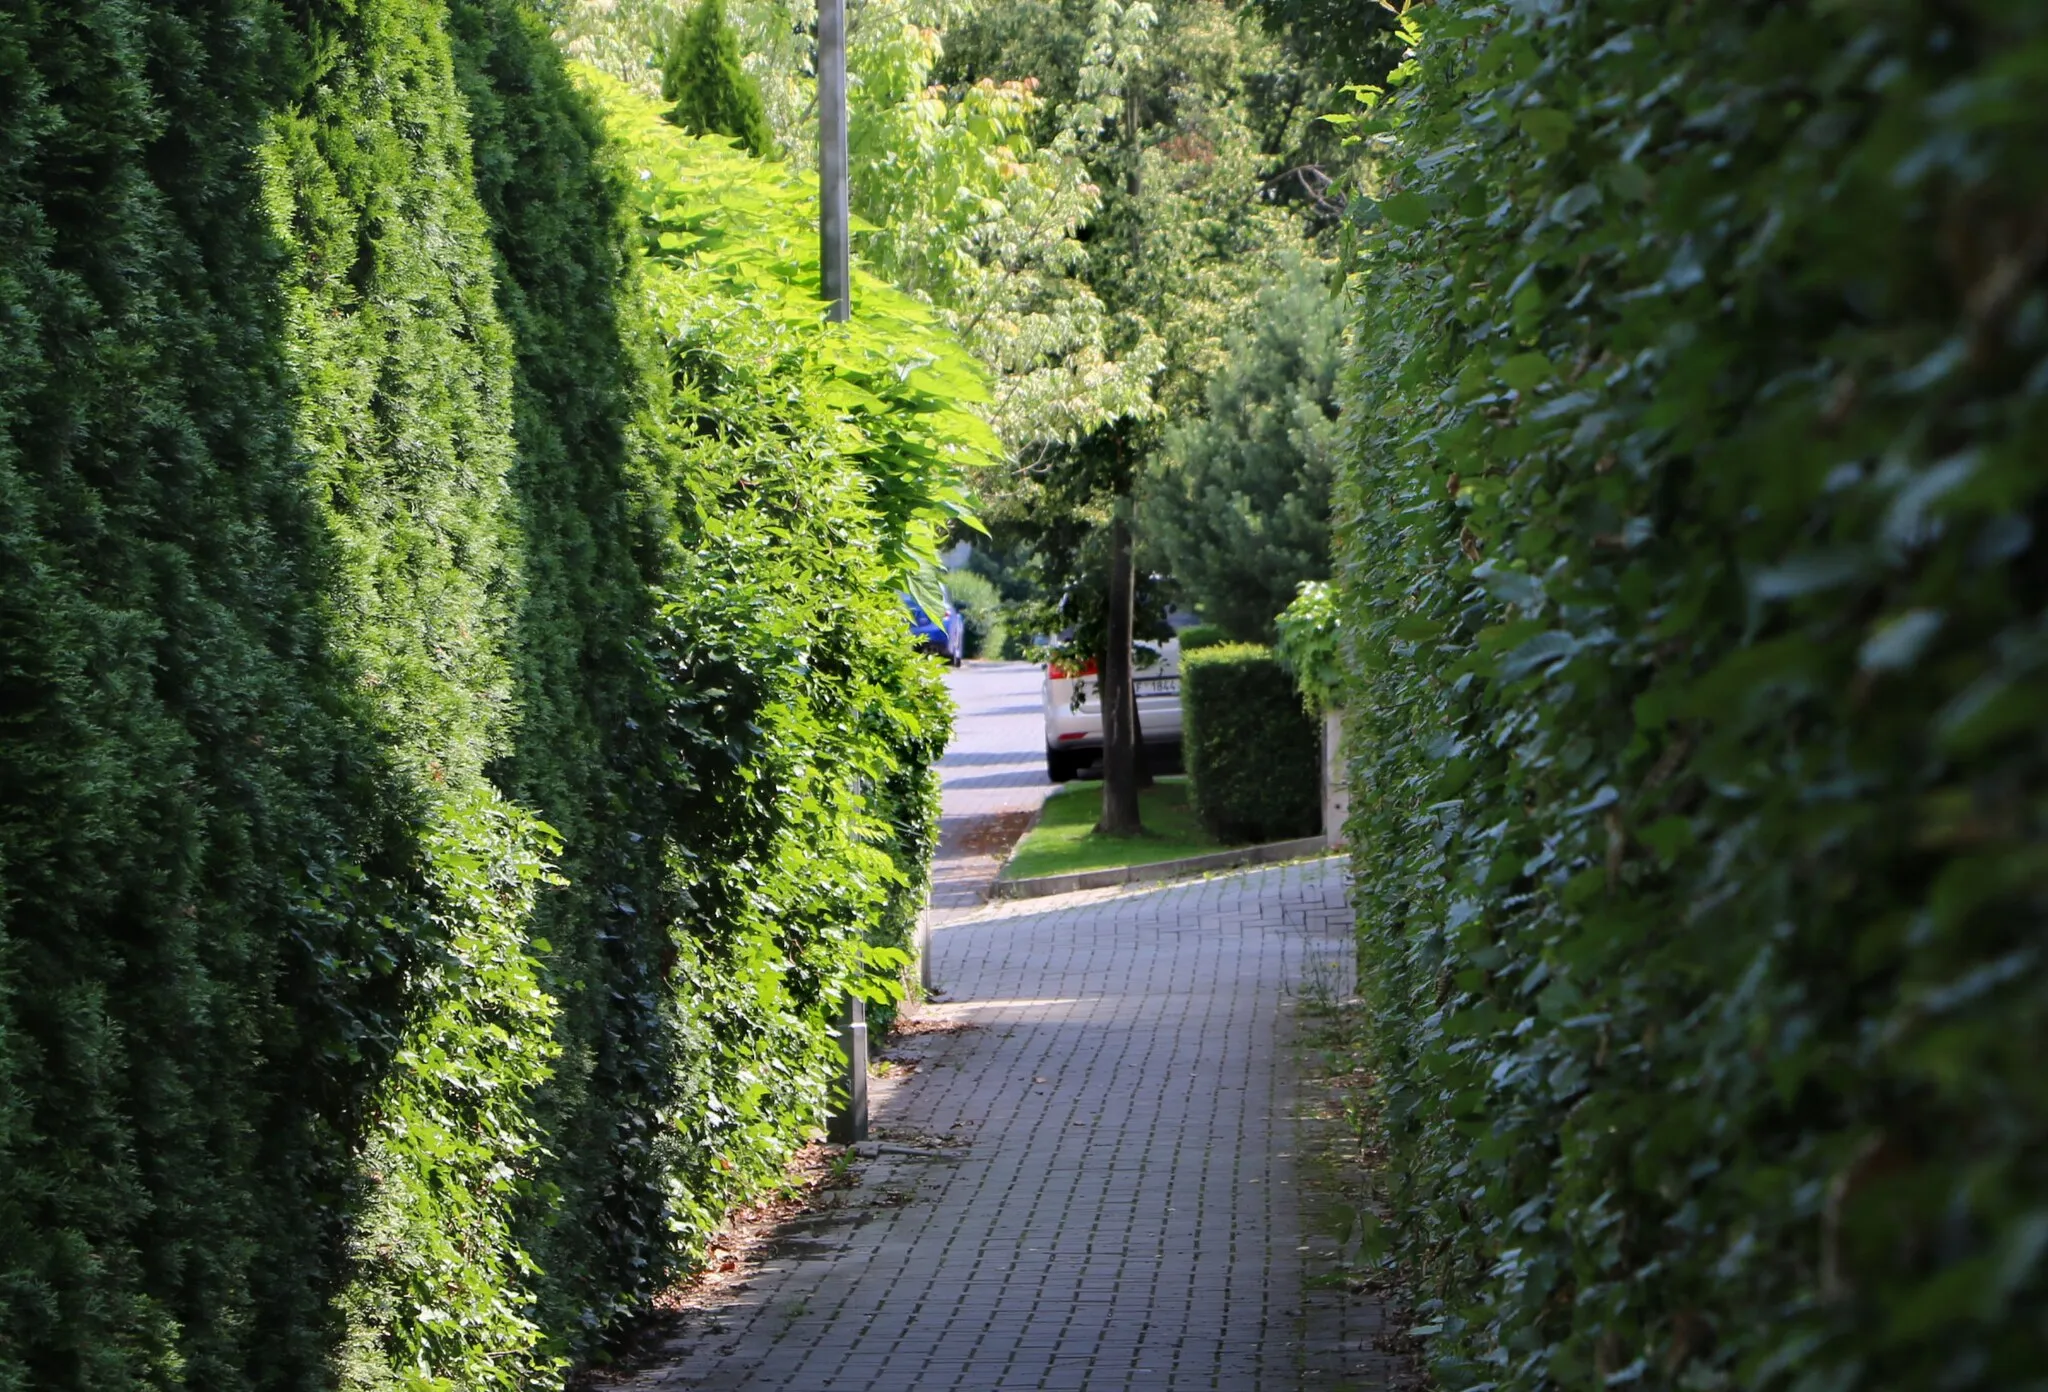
[819,0,864,1146]
[818,0,850,323]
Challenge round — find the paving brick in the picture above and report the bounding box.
[624,860,1400,1390]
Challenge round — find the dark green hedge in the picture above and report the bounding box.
[0,2,393,1384]
[0,0,958,1385]
[1180,643,1320,843]
[1331,3,2047,1390]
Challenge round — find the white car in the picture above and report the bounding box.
[1042,640,1182,783]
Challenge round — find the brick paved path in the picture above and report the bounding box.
[624,860,1397,1390]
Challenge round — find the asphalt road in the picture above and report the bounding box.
[928,660,1059,915]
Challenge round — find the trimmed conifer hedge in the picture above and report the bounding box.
[1330,4,2048,1390]
[1,3,400,1383]
[1180,643,1320,844]
[0,1,971,1384]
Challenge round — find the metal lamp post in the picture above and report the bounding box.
[819,0,864,1143]
[818,0,850,323]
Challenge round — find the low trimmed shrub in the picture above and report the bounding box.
[1175,622,1229,652]
[1179,644,1319,844]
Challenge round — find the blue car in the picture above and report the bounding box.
[903,591,963,665]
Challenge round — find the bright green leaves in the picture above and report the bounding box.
[336,793,566,1392]
[584,67,991,579]
[1275,580,1345,715]
[576,58,953,1279]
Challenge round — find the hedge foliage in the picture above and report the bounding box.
[1330,3,2048,1390]
[1179,643,1320,844]
[2,2,392,1384]
[0,1,967,1384]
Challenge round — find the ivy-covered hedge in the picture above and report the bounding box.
[0,1,968,1385]
[1180,643,1320,844]
[1331,4,2047,1390]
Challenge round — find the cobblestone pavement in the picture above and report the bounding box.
[623,860,1399,1390]
[929,660,1056,914]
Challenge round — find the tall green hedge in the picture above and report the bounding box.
[1180,643,1320,844]
[0,0,969,1384]
[0,2,391,1385]
[1331,3,2047,1390]
[444,0,689,1347]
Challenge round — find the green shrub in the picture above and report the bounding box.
[943,568,1005,658]
[1272,580,1340,715]
[1175,622,1229,652]
[0,5,973,1385]
[1330,4,2048,1390]
[1179,644,1319,843]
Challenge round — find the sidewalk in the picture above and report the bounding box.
[620,861,1399,1390]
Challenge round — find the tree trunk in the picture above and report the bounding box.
[1098,507,1142,835]
[1095,85,1147,835]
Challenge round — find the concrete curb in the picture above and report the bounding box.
[990,834,1337,900]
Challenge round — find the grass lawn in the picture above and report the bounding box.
[1000,776,1229,881]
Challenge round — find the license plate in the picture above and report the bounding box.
[1135,677,1179,697]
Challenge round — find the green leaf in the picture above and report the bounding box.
[1377,192,1432,227]
[1497,352,1553,393]
[1519,108,1573,152]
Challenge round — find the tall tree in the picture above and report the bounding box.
[661,0,775,156]
[1145,253,1340,641]
[948,0,1310,830]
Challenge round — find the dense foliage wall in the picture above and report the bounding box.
[1330,3,2047,1390]
[444,0,685,1350]
[583,67,967,1044]
[0,1,970,1385]
[0,2,391,1385]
